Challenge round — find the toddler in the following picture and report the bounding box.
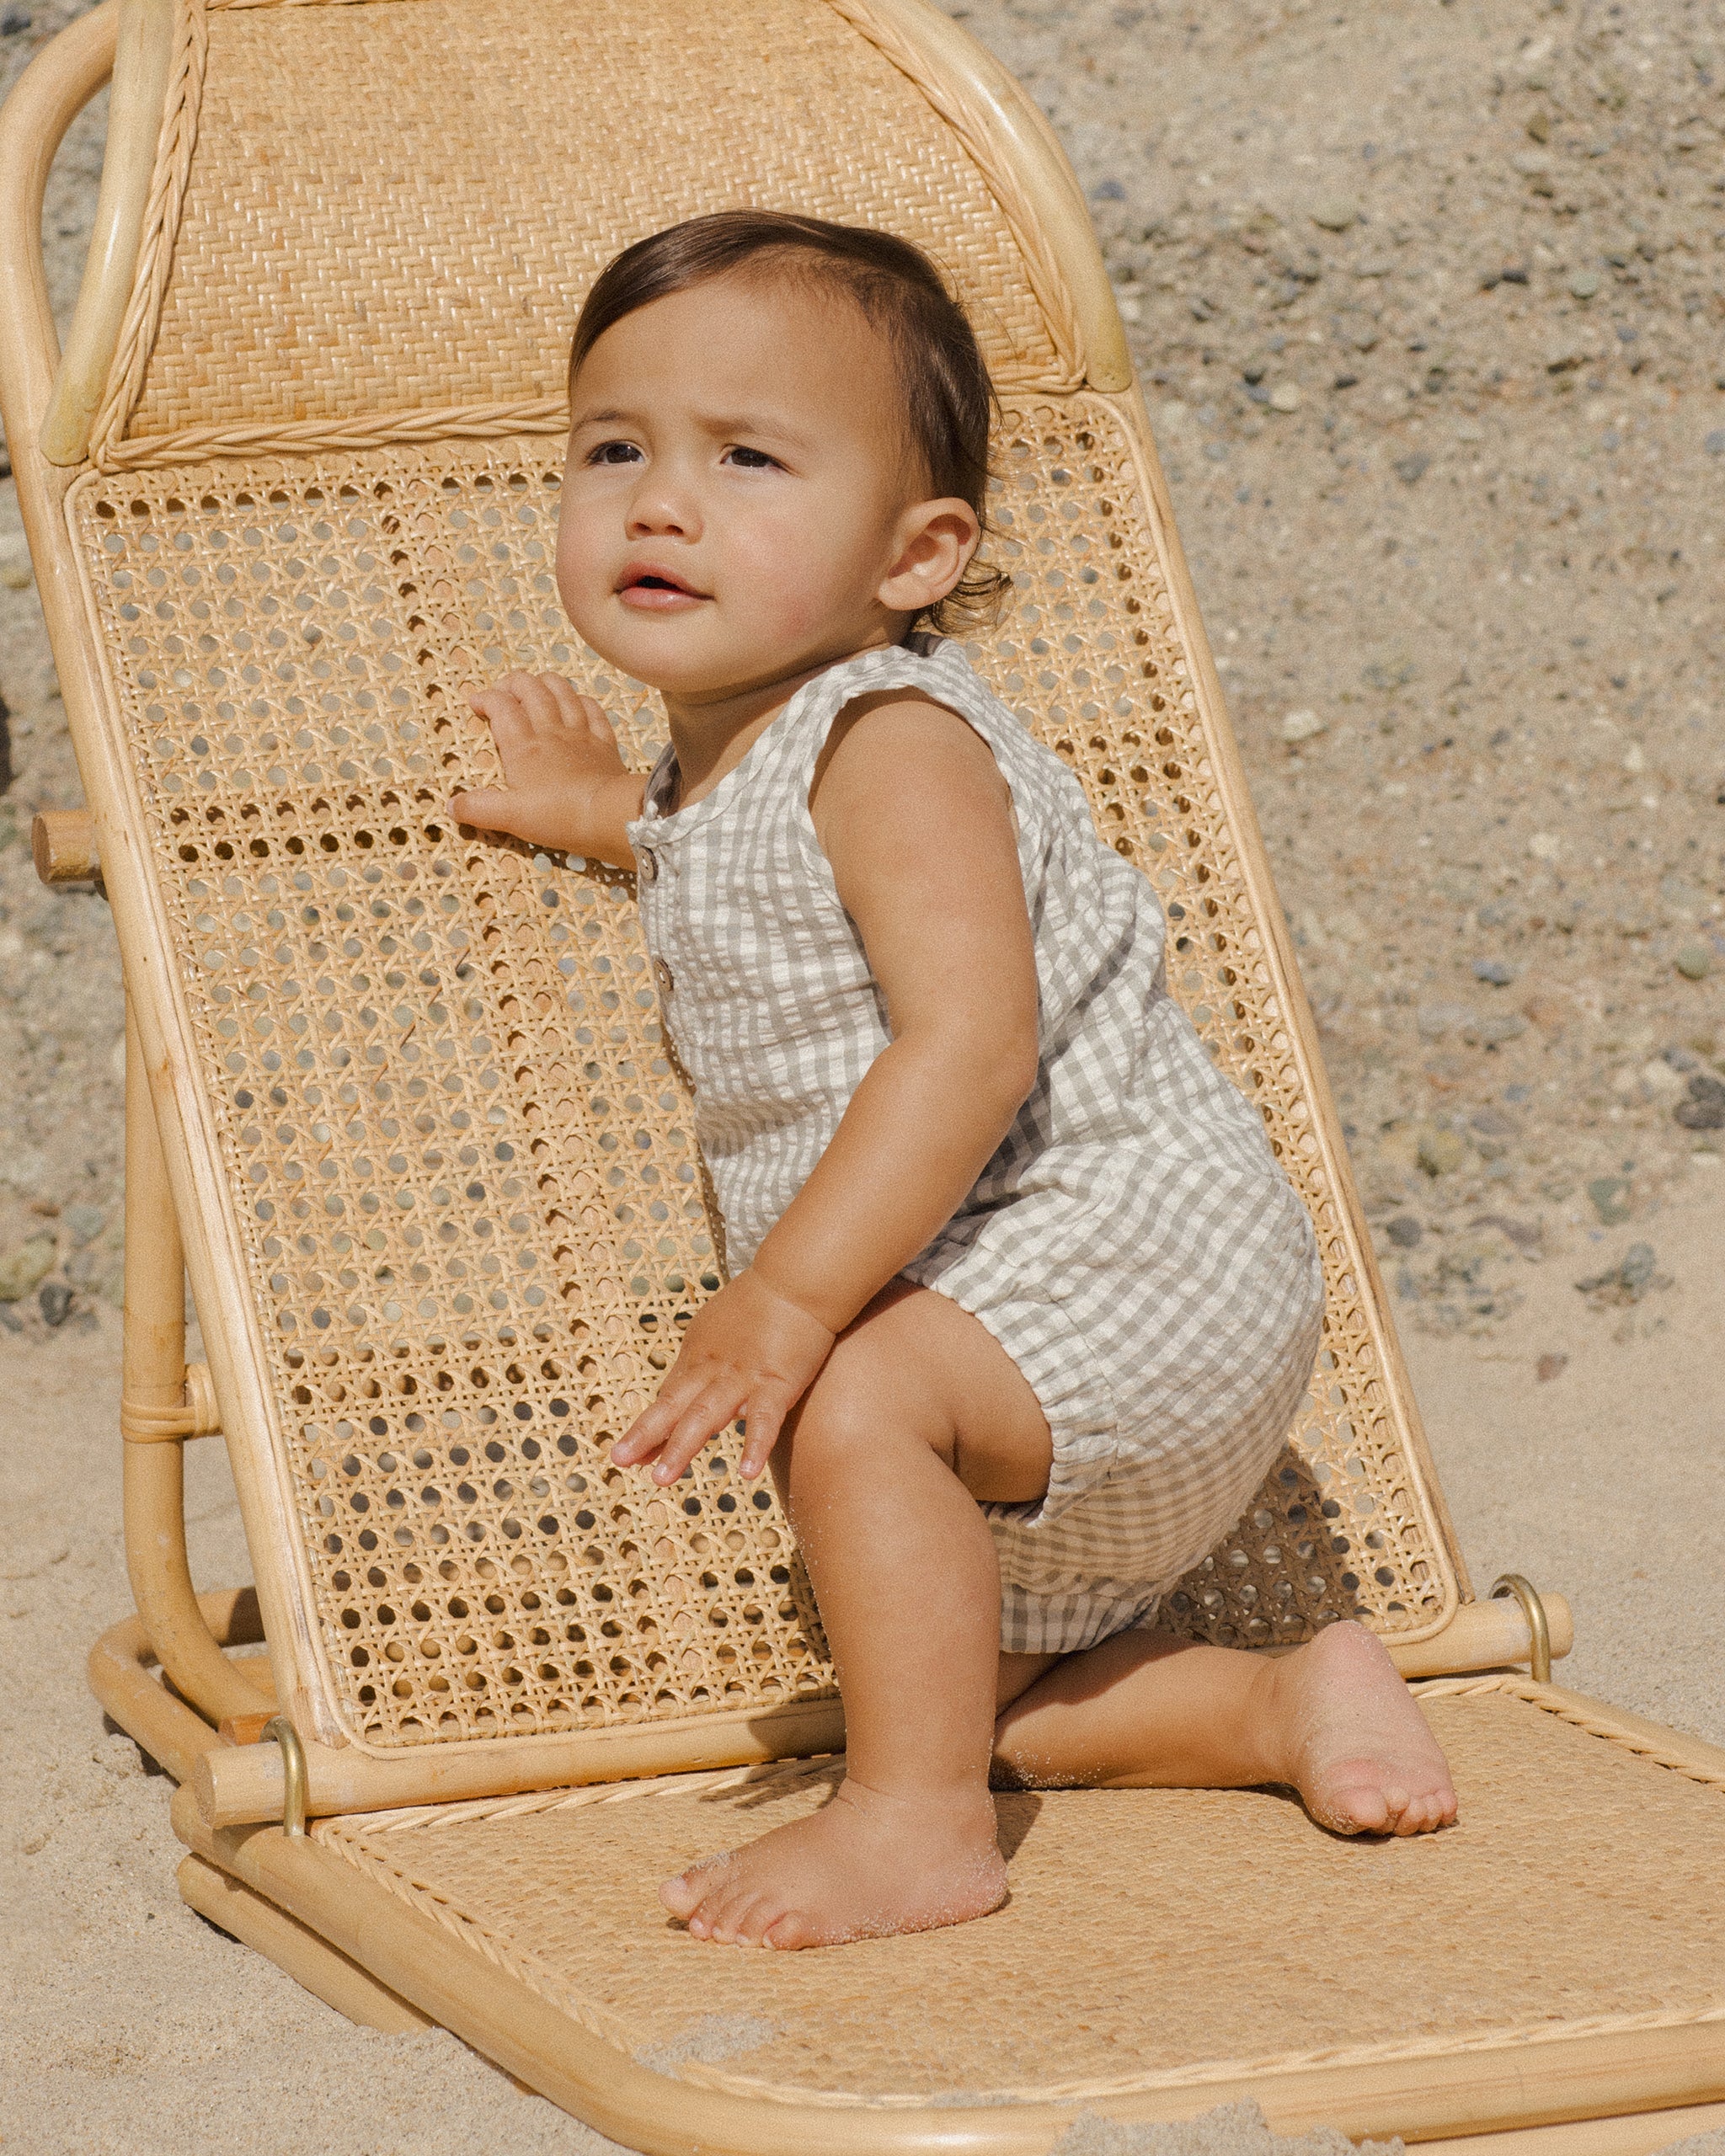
[453,211,1456,1951]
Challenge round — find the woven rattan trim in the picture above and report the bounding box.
[308,1690,1725,2107]
[825,0,1084,383]
[99,0,1076,462]
[68,399,1453,1750]
[95,399,570,477]
[1414,1674,1725,1787]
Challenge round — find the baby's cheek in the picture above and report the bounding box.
[554,516,611,634]
[731,528,852,645]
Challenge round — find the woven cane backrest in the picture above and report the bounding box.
[89,0,1076,471]
[70,0,1461,1755]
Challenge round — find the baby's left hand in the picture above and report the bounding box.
[611,1268,836,1484]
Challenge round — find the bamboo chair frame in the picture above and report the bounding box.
[4,4,1723,2150]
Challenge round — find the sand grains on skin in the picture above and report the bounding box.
[661,1779,1008,1949]
[663,1623,1456,1956]
[1272,1620,1459,1838]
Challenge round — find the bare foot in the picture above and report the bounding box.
[1267,1620,1458,1836]
[660,1780,1007,1948]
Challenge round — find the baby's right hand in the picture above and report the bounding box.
[451,671,637,858]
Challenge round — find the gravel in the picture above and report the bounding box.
[2,0,1723,1358]
[0,1,117,1344]
[958,0,1725,1335]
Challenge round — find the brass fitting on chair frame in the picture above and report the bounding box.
[264,1716,307,1838]
[1491,1574,1553,1685]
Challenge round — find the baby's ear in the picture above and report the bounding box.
[879,498,981,616]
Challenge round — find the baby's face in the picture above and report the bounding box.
[557,275,947,706]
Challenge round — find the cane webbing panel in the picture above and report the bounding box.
[314,1687,1725,2110]
[72,397,1452,1751]
[115,0,1066,455]
[74,401,1457,1750]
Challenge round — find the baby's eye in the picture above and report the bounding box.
[723,446,781,471]
[588,440,644,467]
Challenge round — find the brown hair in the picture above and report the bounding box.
[568,211,1006,636]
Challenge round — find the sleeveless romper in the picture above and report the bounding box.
[627,640,1323,1656]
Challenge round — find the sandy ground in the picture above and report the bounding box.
[3,1188,1722,2156]
[3,0,1723,2148]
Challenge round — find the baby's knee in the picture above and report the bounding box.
[785,1365,889,1478]
[783,1339,942,1484]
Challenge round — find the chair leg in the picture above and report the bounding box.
[175,1855,434,2033]
[121,995,270,1726]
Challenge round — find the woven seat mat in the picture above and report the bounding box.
[313,1684,1725,2106]
[72,398,1454,1753]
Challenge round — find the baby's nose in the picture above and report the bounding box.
[627,483,698,538]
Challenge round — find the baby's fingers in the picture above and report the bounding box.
[494,670,569,728]
[466,673,569,741]
[616,1379,744,1486]
[649,1382,748,1485]
[542,676,619,750]
[464,680,526,731]
[736,1392,790,1480]
[448,785,515,834]
[610,1368,713,1466]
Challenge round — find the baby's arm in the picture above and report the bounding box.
[612,692,1040,1482]
[451,671,644,868]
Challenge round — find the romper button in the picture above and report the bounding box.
[637,848,657,884]
[654,958,675,996]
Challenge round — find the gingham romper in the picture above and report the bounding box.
[627,639,1324,1655]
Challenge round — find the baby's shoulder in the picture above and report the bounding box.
[813,683,1010,816]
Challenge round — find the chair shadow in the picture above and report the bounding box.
[1166,1439,1373,1645]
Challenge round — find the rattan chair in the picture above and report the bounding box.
[4,2,1722,2149]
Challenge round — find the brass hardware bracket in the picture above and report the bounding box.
[1491,1573,1553,1685]
[264,1716,307,1838]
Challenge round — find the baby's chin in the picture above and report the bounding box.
[566,606,715,692]
[571,603,821,705]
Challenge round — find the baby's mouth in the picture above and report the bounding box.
[617,565,709,612]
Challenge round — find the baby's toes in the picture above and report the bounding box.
[692,1876,768,1944]
[1410,1785,1458,1835]
[660,1851,734,1924]
[1388,1789,1423,1836]
[1318,1764,1391,1835]
[761,1904,820,1951]
[1377,1781,1414,1832]
[717,1891,784,1947]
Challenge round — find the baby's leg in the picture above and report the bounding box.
[993,1623,1456,1835]
[660,1280,1054,1949]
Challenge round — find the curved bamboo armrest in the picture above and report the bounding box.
[39,0,173,465]
[0,0,119,454]
[862,0,1132,393]
[40,0,174,467]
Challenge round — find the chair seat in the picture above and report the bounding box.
[178,1679,1725,2150]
